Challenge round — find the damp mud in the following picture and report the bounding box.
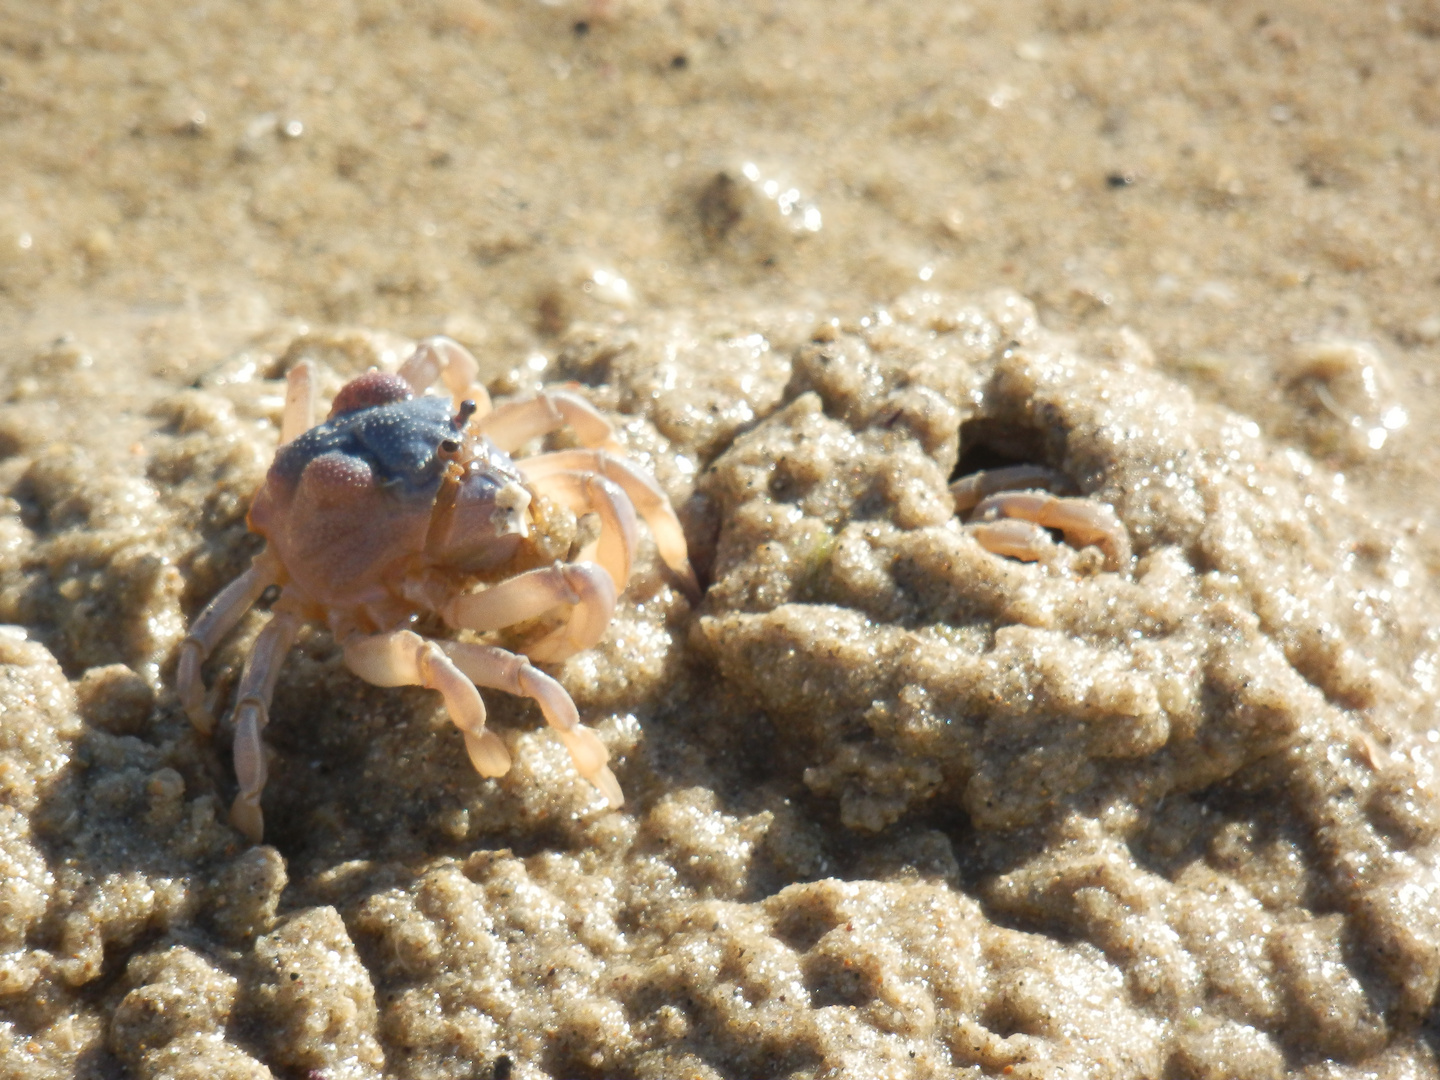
[5,1,1440,1078]
[2,294,1440,1079]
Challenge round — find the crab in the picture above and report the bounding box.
[177,337,698,842]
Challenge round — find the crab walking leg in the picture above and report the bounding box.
[526,472,639,592]
[343,629,512,779]
[950,464,1076,515]
[969,517,1059,567]
[971,491,1132,571]
[280,360,317,444]
[475,388,625,456]
[438,640,623,808]
[228,610,302,842]
[520,449,699,598]
[397,336,494,418]
[442,561,617,663]
[176,555,282,734]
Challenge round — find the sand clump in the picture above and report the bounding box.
[0,292,1439,1077]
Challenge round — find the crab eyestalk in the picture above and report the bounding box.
[424,446,469,557]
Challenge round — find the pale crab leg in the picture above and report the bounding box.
[438,639,623,809]
[280,359,318,444]
[950,464,1076,514]
[397,336,494,417]
[968,517,1060,567]
[442,560,618,663]
[524,472,639,592]
[474,388,625,455]
[228,609,302,843]
[969,491,1132,571]
[343,629,512,780]
[520,449,699,598]
[176,554,282,735]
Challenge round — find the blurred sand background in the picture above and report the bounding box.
[2,0,1439,526]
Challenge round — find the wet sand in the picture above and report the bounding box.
[3,2,1440,1077]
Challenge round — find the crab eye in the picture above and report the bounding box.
[328,371,414,418]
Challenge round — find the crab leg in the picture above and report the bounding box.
[343,629,512,779]
[950,464,1076,514]
[228,609,302,843]
[442,560,617,663]
[281,360,318,444]
[525,472,639,592]
[968,517,1060,566]
[520,449,699,598]
[397,336,494,418]
[969,491,1132,571]
[437,639,623,809]
[176,554,282,734]
[475,388,624,455]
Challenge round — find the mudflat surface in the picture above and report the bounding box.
[3,2,1440,1078]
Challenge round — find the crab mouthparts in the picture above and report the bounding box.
[491,480,532,538]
